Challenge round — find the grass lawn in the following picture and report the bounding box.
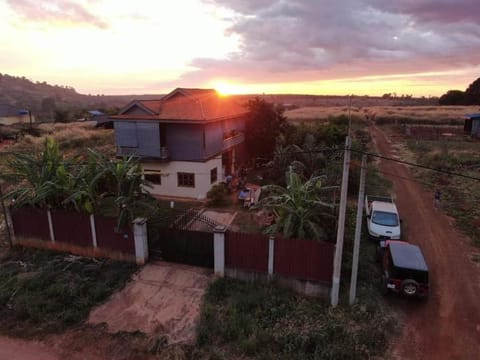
[0,247,137,337]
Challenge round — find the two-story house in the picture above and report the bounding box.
[111,88,249,199]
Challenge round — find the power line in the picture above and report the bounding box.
[2,142,480,181]
[349,148,480,182]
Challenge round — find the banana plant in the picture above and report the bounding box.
[256,166,337,240]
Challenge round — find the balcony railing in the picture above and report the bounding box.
[116,146,139,157]
[222,133,245,150]
[116,146,170,161]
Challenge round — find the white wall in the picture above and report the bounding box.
[142,157,222,199]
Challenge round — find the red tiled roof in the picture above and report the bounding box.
[112,88,248,122]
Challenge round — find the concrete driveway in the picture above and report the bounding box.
[88,261,213,344]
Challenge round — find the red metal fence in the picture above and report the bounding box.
[225,231,269,272]
[274,236,334,283]
[11,207,50,241]
[52,210,92,247]
[10,207,135,256]
[95,215,135,255]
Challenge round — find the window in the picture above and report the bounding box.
[178,172,195,187]
[210,167,218,184]
[144,170,161,185]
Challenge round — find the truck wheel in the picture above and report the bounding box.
[401,280,419,296]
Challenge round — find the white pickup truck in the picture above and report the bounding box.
[365,195,401,241]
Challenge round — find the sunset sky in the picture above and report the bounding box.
[1,0,479,96]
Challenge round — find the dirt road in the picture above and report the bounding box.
[0,336,59,360]
[371,125,480,359]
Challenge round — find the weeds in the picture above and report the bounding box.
[197,275,396,359]
[0,247,137,337]
[405,139,480,245]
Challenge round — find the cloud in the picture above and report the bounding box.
[6,0,108,28]
[179,0,480,85]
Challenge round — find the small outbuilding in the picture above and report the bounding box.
[464,113,480,138]
[0,104,35,126]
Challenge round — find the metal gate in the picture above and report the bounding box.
[148,227,214,268]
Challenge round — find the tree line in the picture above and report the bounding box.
[439,77,480,105]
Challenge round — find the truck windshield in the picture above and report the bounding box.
[372,211,399,226]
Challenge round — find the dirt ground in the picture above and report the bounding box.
[0,336,60,360]
[88,261,213,344]
[371,125,480,360]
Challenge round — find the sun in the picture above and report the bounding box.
[214,82,247,96]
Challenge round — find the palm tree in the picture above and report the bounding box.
[256,166,337,240]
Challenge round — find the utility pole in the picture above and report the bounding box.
[349,155,367,305]
[331,136,351,306]
[28,110,33,130]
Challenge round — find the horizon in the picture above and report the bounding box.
[1,1,479,97]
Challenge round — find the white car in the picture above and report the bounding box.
[365,196,401,241]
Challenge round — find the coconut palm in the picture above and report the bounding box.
[257,166,337,240]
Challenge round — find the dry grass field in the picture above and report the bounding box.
[1,122,115,158]
[285,105,480,125]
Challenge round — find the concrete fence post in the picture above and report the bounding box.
[47,210,55,243]
[268,236,275,277]
[133,218,148,265]
[90,214,98,248]
[214,225,227,277]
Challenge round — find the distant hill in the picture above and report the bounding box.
[0,73,164,122]
[0,73,438,122]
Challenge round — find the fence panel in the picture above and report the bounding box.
[95,216,135,254]
[52,210,92,247]
[225,231,269,273]
[11,207,50,241]
[150,228,214,268]
[274,237,334,283]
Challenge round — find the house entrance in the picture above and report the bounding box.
[222,148,236,178]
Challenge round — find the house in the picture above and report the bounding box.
[0,104,35,126]
[111,88,249,199]
[87,110,113,128]
[464,113,480,138]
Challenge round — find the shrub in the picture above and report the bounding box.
[206,183,230,207]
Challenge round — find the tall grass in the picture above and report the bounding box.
[406,139,480,245]
[4,123,115,158]
[286,105,478,125]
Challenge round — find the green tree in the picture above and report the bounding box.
[256,167,336,240]
[245,98,287,158]
[465,77,480,104]
[438,90,466,105]
[54,109,71,123]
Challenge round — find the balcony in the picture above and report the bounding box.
[116,146,170,161]
[222,132,245,151]
[116,146,139,157]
